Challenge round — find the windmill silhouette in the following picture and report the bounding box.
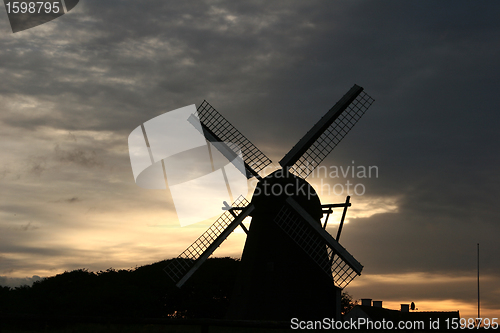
[165,84,374,320]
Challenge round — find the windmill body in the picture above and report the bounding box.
[164,85,374,320]
[228,170,340,320]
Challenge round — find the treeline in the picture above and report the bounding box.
[0,257,240,319]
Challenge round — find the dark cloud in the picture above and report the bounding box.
[26,156,47,176]
[54,144,102,167]
[49,196,81,204]
[19,222,39,231]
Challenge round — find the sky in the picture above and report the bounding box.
[0,0,499,319]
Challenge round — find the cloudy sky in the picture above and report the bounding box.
[1,0,499,319]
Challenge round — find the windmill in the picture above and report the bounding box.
[165,84,374,320]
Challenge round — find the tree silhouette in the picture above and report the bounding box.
[0,258,239,320]
[1,258,353,321]
[341,291,358,315]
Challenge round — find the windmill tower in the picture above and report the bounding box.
[165,84,374,320]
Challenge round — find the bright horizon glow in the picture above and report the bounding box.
[346,272,498,320]
[357,299,496,322]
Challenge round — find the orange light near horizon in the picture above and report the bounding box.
[347,272,499,321]
[378,299,496,322]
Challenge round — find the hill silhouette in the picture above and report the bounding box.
[1,257,356,325]
[0,257,239,320]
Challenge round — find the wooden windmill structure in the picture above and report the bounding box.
[165,85,374,320]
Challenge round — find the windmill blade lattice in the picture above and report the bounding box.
[273,197,363,289]
[279,85,374,179]
[165,196,253,287]
[197,101,273,179]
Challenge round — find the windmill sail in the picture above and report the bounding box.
[197,101,273,180]
[279,85,374,179]
[187,113,251,180]
[274,197,363,288]
[165,196,254,287]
